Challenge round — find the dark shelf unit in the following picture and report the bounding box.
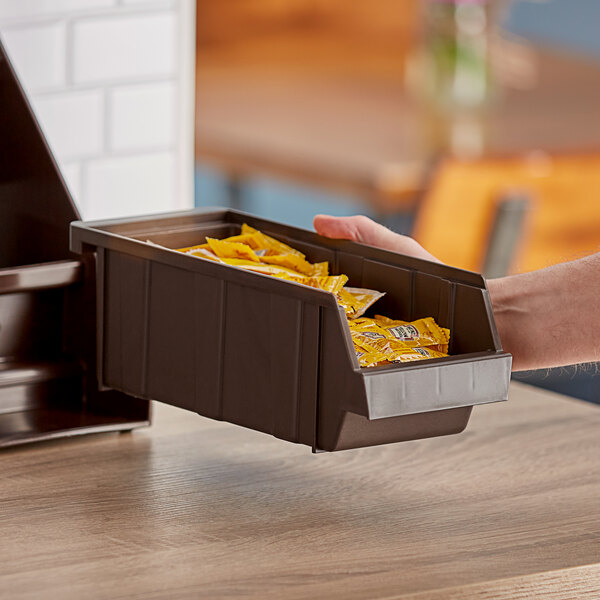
[0,39,150,448]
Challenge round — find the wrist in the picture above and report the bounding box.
[487,275,533,371]
[487,276,510,350]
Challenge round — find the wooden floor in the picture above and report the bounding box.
[1,383,600,599]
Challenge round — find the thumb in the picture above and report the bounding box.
[313,214,373,242]
[313,214,441,263]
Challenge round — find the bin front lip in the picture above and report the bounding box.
[344,351,512,419]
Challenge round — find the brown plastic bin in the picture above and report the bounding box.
[70,209,511,452]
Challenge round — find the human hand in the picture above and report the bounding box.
[313,215,441,263]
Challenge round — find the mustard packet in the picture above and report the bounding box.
[296,275,348,294]
[352,331,431,364]
[205,238,261,262]
[337,287,385,319]
[352,338,390,368]
[260,254,316,276]
[373,315,449,349]
[242,223,305,258]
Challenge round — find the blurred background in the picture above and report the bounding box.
[1,0,599,403]
[194,0,600,405]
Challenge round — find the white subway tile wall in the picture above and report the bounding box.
[0,1,115,22]
[85,153,176,219]
[72,13,177,84]
[0,0,195,220]
[109,82,176,151]
[1,23,67,91]
[33,90,104,159]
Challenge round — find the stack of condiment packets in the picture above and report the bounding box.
[174,224,450,368]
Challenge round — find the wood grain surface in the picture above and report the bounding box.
[1,382,599,599]
[396,563,600,600]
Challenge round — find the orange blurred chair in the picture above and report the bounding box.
[413,153,600,277]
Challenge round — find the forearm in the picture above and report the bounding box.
[488,253,600,371]
[313,215,600,371]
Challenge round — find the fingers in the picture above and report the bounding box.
[313,214,441,263]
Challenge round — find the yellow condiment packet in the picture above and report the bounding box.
[311,275,348,294]
[337,287,385,319]
[349,316,449,362]
[311,262,329,277]
[206,238,261,262]
[425,343,449,354]
[242,224,305,257]
[352,331,426,363]
[290,274,348,294]
[347,317,388,340]
[373,315,448,348]
[247,272,348,295]
[355,334,413,355]
[176,242,210,253]
[184,247,222,262]
[352,332,430,365]
[352,339,390,368]
[355,350,390,368]
[259,253,315,276]
[371,337,447,362]
[412,347,448,359]
[438,329,451,353]
[220,259,301,277]
[219,232,270,251]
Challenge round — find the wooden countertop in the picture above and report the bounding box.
[2,382,600,599]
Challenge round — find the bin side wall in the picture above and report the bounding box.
[317,308,365,452]
[221,282,320,443]
[333,252,498,354]
[101,249,319,446]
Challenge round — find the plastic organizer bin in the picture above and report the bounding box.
[70,209,512,452]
